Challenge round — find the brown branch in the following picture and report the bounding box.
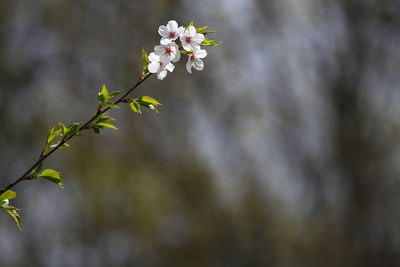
[0,73,152,195]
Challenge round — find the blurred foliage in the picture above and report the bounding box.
[1,0,400,266]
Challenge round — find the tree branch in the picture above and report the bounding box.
[0,73,152,195]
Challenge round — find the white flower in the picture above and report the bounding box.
[154,41,181,64]
[158,20,184,44]
[180,26,205,51]
[148,52,175,80]
[186,49,207,74]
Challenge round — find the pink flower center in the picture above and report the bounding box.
[186,36,192,43]
[169,32,175,38]
[165,47,173,55]
[159,61,164,66]
[190,54,196,61]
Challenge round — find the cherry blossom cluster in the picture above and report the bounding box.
[147,20,210,80]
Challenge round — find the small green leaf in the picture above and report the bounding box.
[97,122,118,130]
[59,122,68,136]
[65,122,82,137]
[105,102,119,109]
[108,91,122,98]
[98,84,109,107]
[92,126,101,134]
[59,143,70,149]
[137,96,162,113]
[96,116,116,123]
[142,48,149,69]
[0,199,8,206]
[186,21,194,31]
[201,38,222,47]
[5,208,21,230]
[0,190,17,201]
[129,100,141,114]
[35,162,43,173]
[38,169,64,189]
[101,84,108,97]
[148,104,159,114]
[196,26,208,33]
[47,127,61,145]
[31,162,43,178]
[139,96,162,106]
[180,50,193,55]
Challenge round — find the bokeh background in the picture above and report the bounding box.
[1,0,400,266]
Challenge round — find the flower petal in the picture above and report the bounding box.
[172,50,181,62]
[148,62,160,73]
[160,54,171,65]
[148,52,160,63]
[188,26,196,36]
[182,42,192,51]
[193,33,205,43]
[165,63,175,72]
[158,26,169,38]
[167,20,178,32]
[190,42,201,51]
[195,49,207,59]
[176,26,185,37]
[154,45,164,54]
[157,69,168,80]
[160,38,171,45]
[186,57,192,74]
[193,59,204,71]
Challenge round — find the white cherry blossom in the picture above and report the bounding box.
[186,49,207,74]
[154,41,181,64]
[180,26,205,51]
[158,20,184,44]
[148,52,175,80]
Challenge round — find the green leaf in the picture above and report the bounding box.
[186,21,194,31]
[108,91,122,98]
[0,190,17,201]
[0,199,8,206]
[98,84,109,107]
[148,104,159,114]
[196,26,208,33]
[59,122,68,136]
[36,162,43,173]
[180,50,193,55]
[65,122,82,137]
[59,143,70,149]
[139,96,162,106]
[96,116,116,123]
[47,127,61,145]
[129,100,141,114]
[97,122,118,130]
[92,126,101,134]
[31,162,43,178]
[142,48,149,70]
[100,84,108,97]
[105,101,119,109]
[5,208,21,230]
[137,96,162,113]
[201,38,222,47]
[38,169,64,189]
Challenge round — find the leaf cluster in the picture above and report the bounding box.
[98,85,122,110]
[0,190,21,229]
[91,112,118,134]
[43,122,83,154]
[129,96,162,114]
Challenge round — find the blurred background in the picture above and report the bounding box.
[1,0,400,266]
